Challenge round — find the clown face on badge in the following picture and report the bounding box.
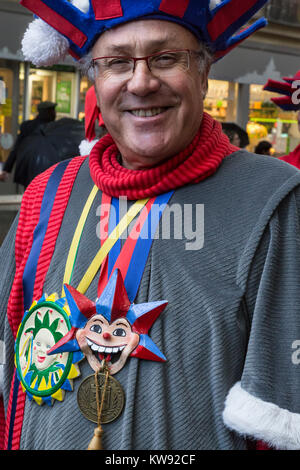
[76,314,139,374]
[47,270,168,376]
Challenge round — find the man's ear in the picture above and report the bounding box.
[201,73,209,100]
[95,89,101,110]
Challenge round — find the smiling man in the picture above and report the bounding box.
[2,0,300,452]
[91,20,209,169]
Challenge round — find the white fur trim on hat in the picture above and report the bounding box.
[223,381,300,450]
[22,18,69,66]
[209,0,224,10]
[79,139,98,156]
[72,0,90,13]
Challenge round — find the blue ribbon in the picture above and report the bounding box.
[107,191,174,302]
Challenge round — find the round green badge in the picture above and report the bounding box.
[15,295,81,406]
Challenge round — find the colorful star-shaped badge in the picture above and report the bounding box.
[15,293,83,406]
[48,269,168,375]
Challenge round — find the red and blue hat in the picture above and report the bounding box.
[21,0,269,66]
[263,70,300,111]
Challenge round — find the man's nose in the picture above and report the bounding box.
[126,60,161,96]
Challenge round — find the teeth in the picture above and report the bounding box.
[130,107,166,117]
[86,337,126,354]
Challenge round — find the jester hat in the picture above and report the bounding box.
[21,0,269,66]
[263,70,300,112]
[48,269,168,362]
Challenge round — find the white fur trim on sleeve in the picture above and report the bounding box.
[79,139,98,156]
[223,381,300,450]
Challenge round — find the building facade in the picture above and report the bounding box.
[0,0,300,197]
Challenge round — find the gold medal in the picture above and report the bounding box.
[77,371,125,424]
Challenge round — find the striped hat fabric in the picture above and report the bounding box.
[21,0,269,66]
[263,70,300,111]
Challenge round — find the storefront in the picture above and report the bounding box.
[0,0,95,196]
[209,38,300,156]
[1,0,300,187]
[204,76,298,155]
[248,84,298,154]
[0,59,16,164]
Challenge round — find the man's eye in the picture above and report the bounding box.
[113,328,126,337]
[90,324,102,334]
[107,58,131,69]
[154,54,177,66]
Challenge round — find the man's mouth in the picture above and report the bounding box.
[37,355,46,363]
[86,337,125,364]
[128,107,169,117]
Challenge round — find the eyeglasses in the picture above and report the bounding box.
[92,49,201,81]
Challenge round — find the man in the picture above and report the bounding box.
[2,0,300,451]
[0,102,57,186]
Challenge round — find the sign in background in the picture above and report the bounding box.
[56,80,72,114]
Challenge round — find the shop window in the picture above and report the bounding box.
[56,71,77,117]
[249,84,298,155]
[78,76,93,121]
[27,66,77,120]
[204,80,237,123]
[28,68,55,119]
[0,64,13,164]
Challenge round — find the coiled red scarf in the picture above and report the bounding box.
[89,112,236,199]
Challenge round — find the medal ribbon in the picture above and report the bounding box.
[97,191,174,302]
[9,173,173,450]
[62,187,151,295]
[7,158,83,450]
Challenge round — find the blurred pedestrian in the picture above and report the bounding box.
[0,101,57,186]
[221,122,249,148]
[255,140,274,156]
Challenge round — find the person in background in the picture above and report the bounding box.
[254,140,274,156]
[264,71,300,168]
[2,0,300,453]
[221,122,249,148]
[280,110,300,168]
[0,101,57,186]
[222,127,241,147]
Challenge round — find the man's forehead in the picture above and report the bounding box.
[93,20,198,54]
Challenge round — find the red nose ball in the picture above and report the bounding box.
[102,332,111,340]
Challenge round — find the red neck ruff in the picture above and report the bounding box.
[89,112,236,199]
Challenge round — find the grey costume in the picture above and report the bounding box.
[1,150,300,450]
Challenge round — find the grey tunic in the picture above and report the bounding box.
[1,150,300,450]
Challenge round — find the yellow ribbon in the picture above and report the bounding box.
[62,185,149,296]
[62,185,99,295]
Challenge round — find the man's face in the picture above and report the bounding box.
[92,20,209,169]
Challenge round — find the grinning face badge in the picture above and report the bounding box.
[48,269,167,375]
[76,314,140,374]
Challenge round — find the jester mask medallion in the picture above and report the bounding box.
[48,269,168,375]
